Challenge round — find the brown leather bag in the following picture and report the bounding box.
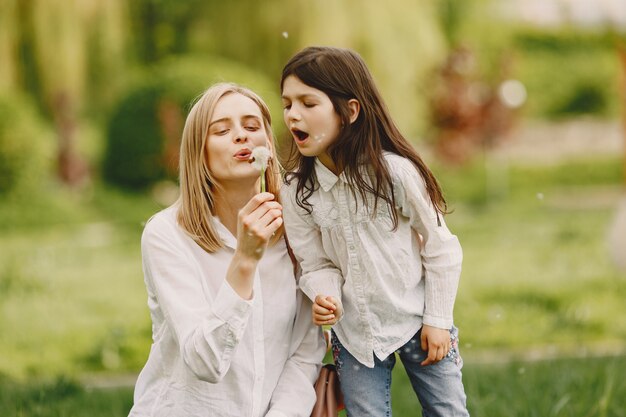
[311,364,344,417]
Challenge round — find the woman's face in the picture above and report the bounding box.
[281,75,342,171]
[206,92,270,186]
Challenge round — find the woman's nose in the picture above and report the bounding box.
[234,127,248,143]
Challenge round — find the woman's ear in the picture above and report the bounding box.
[347,99,360,124]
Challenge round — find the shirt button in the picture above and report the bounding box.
[349,245,355,250]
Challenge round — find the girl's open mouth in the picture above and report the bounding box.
[291,128,310,143]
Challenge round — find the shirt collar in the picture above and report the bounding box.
[314,158,348,192]
[213,217,238,250]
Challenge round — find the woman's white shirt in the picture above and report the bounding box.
[281,153,463,368]
[129,206,325,417]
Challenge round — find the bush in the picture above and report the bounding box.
[0,95,52,196]
[102,56,280,189]
[513,29,622,119]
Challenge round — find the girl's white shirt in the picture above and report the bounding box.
[281,152,463,368]
[129,205,325,417]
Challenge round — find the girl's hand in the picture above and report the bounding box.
[235,192,283,261]
[312,295,343,326]
[420,325,451,366]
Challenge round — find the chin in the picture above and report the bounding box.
[296,146,319,158]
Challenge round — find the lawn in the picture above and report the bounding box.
[1,154,625,414]
[4,355,625,416]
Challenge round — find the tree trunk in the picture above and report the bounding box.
[53,91,88,187]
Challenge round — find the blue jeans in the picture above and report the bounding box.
[331,326,469,417]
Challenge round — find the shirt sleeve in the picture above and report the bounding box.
[392,157,463,329]
[280,184,344,304]
[141,215,253,383]
[266,290,326,417]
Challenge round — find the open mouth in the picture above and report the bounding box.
[291,128,310,143]
[234,148,252,160]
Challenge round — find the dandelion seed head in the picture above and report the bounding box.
[536,192,544,200]
[282,31,289,39]
[250,146,271,171]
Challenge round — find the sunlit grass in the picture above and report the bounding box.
[435,156,626,355]
[0,156,624,381]
[3,355,625,416]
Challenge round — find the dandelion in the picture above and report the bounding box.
[536,192,544,200]
[249,146,272,193]
[282,31,289,39]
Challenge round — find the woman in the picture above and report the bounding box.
[128,83,325,417]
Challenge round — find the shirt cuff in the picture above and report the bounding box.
[422,314,452,330]
[213,280,253,330]
[299,276,341,303]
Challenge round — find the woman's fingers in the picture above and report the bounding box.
[239,192,275,218]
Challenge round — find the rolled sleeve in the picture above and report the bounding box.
[281,185,344,303]
[141,218,253,383]
[391,157,463,329]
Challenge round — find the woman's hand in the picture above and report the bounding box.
[227,193,282,299]
[236,192,283,261]
[312,295,343,326]
[420,325,451,366]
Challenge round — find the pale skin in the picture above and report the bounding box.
[207,92,283,300]
[283,76,451,365]
[216,191,282,300]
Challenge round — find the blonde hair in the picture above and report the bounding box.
[176,83,283,253]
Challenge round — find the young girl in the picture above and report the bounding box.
[129,83,325,417]
[280,47,469,416]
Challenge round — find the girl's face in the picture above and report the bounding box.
[206,92,270,186]
[282,75,342,171]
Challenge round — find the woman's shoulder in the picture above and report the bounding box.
[142,205,179,241]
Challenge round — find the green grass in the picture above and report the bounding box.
[396,355,626,416]
[433,156,626,354]
[3,355,625,416]
[0,155,624,383]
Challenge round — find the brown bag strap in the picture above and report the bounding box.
[283,232,298,278]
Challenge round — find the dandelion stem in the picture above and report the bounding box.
[260,167,266,193]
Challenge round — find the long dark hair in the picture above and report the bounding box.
[281,46,447,228]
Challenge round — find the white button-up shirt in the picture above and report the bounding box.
[281,153,463,368]
[129,206,325,417]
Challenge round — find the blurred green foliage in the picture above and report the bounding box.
[0,94,52,197]
[513,29,622,119]
[102,56,280,189]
